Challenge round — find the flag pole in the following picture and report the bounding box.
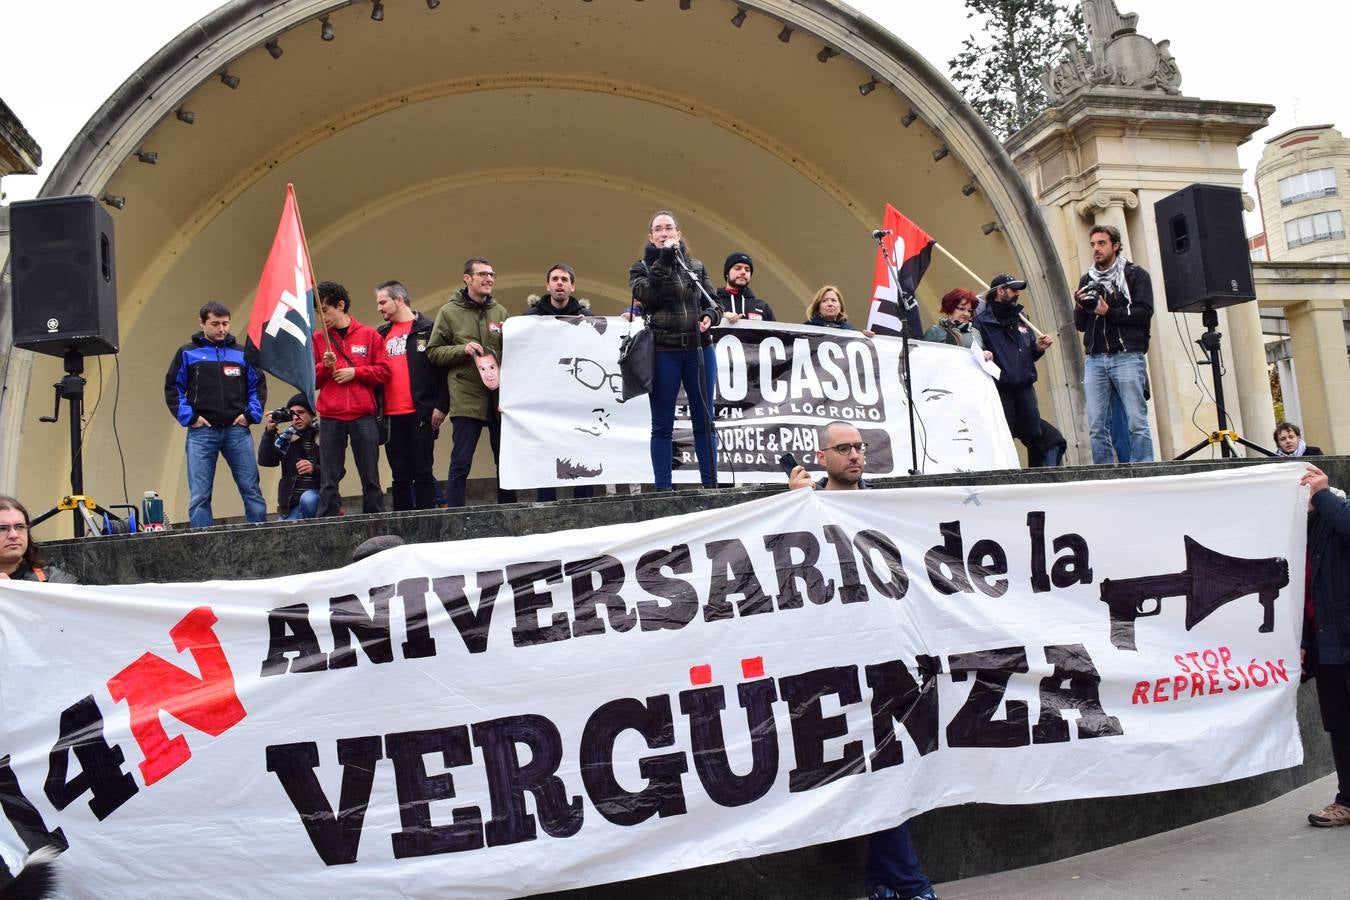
[288,184,332,361]
[934,241,1047,339]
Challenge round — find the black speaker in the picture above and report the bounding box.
[9,195,119,357]
[1153,184,1256,313]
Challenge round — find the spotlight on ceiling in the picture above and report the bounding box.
[730,8,746,27]
[102,195,126,210]
[858,77,879,97]
[320,16,335,41]
[219,70,240,90]
[371,1,384,21]
[175,108,196,125]
[816,46,839,63]
[136,150,158,165]
[265,39,283,59]
[932,146,949,162]
[426,0,440,8]
[901,110,918,127]
[962,181,978,197]
[778,25,793,43]
[679,0,692,9]
[981,222,1001,236]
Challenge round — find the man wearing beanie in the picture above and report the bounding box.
[257,393,322,519]
[715,251,776,324]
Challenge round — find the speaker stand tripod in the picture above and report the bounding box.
[31,350,93,536]
[1175,305,1276,460]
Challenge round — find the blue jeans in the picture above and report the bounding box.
[865,822,932,897]
[649,346,717,489]
[185,425,267,528]
[1085,351,1153,464]
[282,489,320,520]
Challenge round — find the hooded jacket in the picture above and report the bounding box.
[629,242,720,349]
[715,285,776,321]
[523,294,595,317]
[164,332,266,427]
[1074,262,1154,354]
[1307,487,1350,665]
[973,300,1044,389]
[425,288,509,421]
[377,311,451,422]
[313,316,391,421]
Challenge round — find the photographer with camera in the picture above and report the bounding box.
[1074,224,1155,464]
[257,394,322,520]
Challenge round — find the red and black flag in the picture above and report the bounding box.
[245,184,317,407]
[866,203,935,338]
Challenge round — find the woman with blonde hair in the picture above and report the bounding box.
[805,285,873,335]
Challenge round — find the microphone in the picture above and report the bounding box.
[871,229,892,240]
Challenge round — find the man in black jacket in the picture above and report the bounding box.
[524,264,597,502]
[974,274,1054,466]
[376,280,449,510]
[257,394,322,519]
[1074,224,1155,464]
[163,301,268,527]
[715,251,776,324]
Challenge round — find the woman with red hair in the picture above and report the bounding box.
[923,288,982,348]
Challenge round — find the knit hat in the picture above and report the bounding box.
[286,393,315,416]
[723,251,754,282]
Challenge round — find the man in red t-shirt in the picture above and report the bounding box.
[313,281,391,516]
[376,280,449,510]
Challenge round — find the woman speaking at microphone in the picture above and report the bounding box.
[628,211,721,490]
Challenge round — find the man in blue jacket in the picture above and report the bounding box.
[163,301,268,528]
[973,274,1054,466]
[1302,464,1350,827]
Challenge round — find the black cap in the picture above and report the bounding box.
[723,251,754,282]
[985,273,1027,301]
[286,393,315,416]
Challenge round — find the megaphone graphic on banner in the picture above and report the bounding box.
[1099,536,1289,651]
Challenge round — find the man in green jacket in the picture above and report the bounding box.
[425,257,517,507]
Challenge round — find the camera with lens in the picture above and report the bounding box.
[1077,280,1107,310]
[268,407,292,424]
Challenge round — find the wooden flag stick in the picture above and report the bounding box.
[934,241,1047,339]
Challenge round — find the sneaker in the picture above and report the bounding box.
[1308,802,1350,827]
[867,889,939,900]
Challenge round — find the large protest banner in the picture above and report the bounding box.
[499,317,1018,489]
[0,465,1306,898]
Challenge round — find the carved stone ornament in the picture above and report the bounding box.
[1073,190,1139,218]
[1043,0,1183,104]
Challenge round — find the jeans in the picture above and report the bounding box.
[649,346,718,489]
[185,424,267,528]
[1085,351,1153,464]
[864,823,932,897]
[318,416,385,517]
[446,413,517,508]
[385,413,439,511]
[282,490,320,520]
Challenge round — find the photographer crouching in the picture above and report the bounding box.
[258,393,322,520]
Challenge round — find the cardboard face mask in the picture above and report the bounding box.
[477,355,500,391]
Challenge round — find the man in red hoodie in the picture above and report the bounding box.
[313,281,390,516]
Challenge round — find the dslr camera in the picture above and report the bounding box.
[268,407,292,424]
[1077,280,1107,310]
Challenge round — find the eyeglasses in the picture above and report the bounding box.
[1,523,28,534]
[471,271,496,280]
[559,357,625,402]
[825,442,867,454]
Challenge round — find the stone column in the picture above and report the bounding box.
[1276,357,1302,429]
[1286,299,1350,452]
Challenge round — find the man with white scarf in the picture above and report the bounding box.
[1073,224,1155,464]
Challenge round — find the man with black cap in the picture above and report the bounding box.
[715,252,776,324]
[973,274,1054,466]
[257,393,322,520]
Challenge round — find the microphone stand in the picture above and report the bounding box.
[668,245,732,488]
[874,234,921,476]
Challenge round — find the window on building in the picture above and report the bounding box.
[1285,211,1345,248]
[1278,168,1337,206]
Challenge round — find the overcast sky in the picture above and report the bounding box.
[2,1,1344,235]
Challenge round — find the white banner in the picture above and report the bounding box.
[0,464,1307,898]
[499,317,1018,489]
